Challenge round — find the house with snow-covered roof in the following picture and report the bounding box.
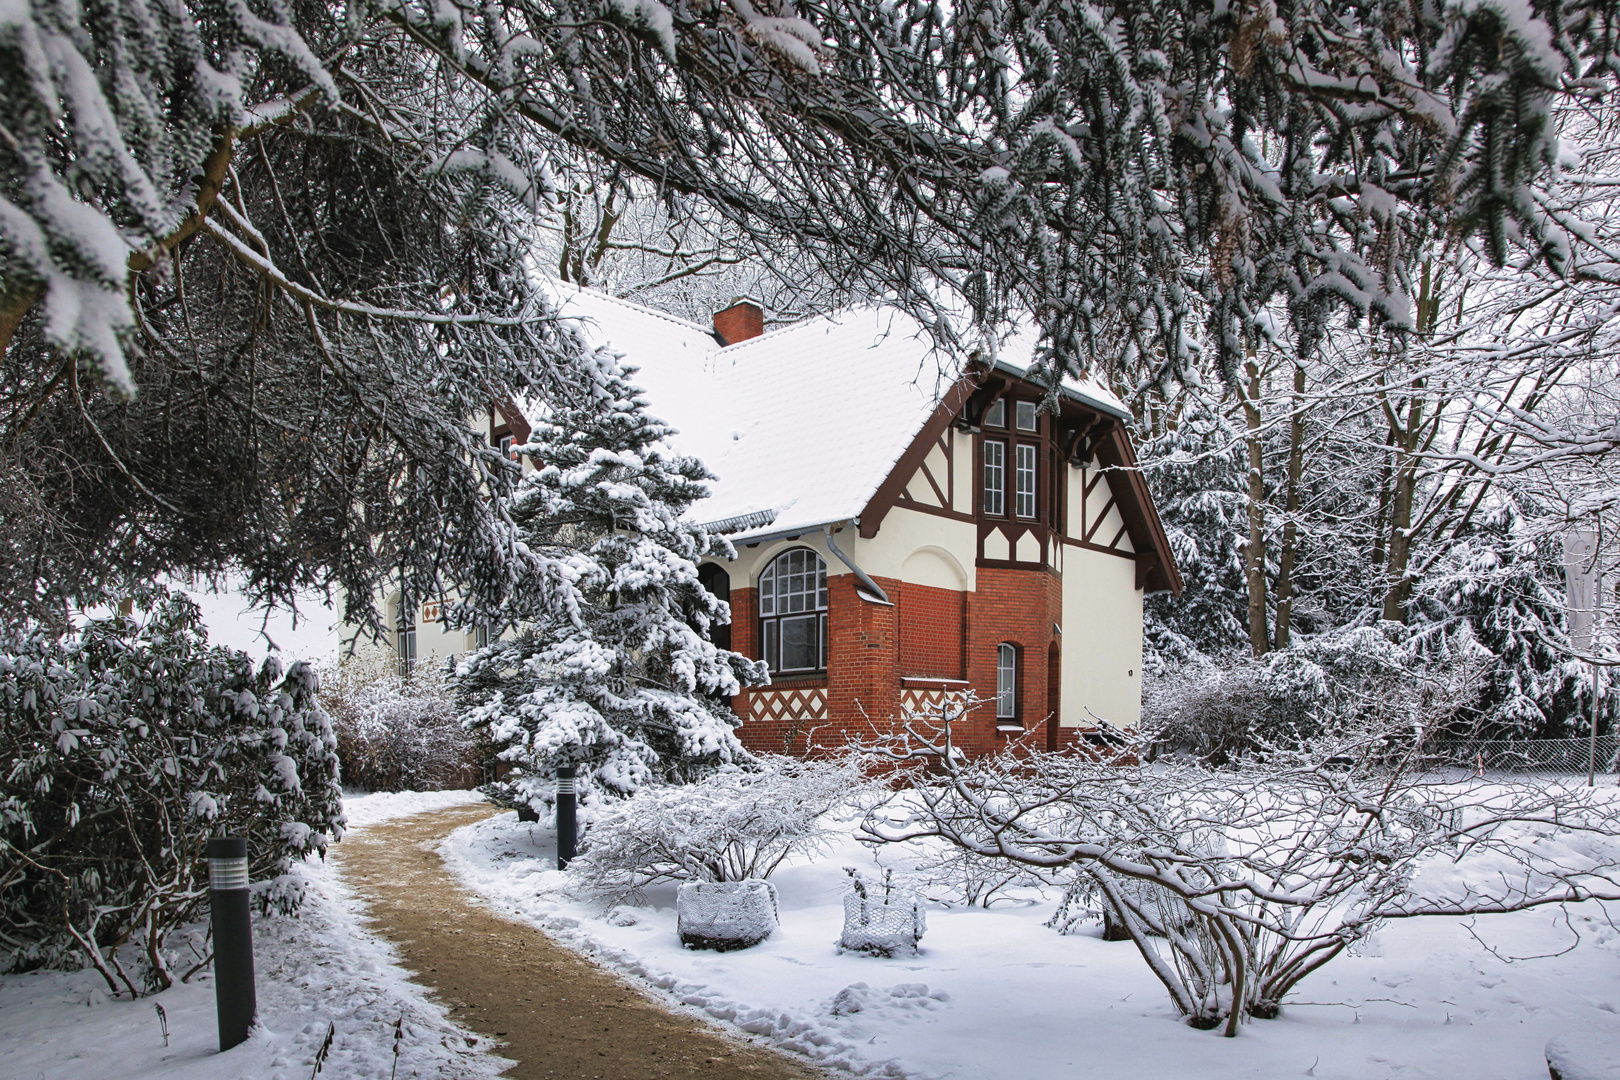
[532,285,1183,756]
[426,286,1181,756]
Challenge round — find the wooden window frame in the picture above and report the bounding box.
[983,438,1007,517]
[759,548,828,676]
[1015,400,1039,433]
[996,642,1021,722]
[1014,443,1038,519]
[983,397,1007,429]
[396,595,417,677]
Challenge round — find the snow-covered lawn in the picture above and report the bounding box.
[0,790,502,1080]
[444,808,1620,1080]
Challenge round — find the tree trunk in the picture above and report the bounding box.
[1369,422,1395,570]
[1272,364,1306,651]
[1382,393,1423,623]
[1242,358,1270,657]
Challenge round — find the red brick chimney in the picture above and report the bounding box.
[712,296,764,345]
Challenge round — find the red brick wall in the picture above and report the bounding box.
[961,566,1064,756]
[730,565,1069,761]
[897,582,965,679]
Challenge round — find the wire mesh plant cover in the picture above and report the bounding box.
[676,880,778,952]
[838,891,927,958]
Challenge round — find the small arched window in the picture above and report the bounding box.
[996,643,1019,721]
[759,549,828,674]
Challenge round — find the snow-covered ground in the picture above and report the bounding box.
[0,790,500,1080]
[442,808,1620,1080]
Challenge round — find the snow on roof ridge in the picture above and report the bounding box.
[551,281,715,338]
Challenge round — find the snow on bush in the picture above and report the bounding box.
[865,695,1620,1035]
[676,879,779,951]
[0,588,344,997]
[566,755,874,904]
[1145,623,1485,763]
[319,661,480,791]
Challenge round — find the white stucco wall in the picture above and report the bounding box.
[1060,544,1144,728]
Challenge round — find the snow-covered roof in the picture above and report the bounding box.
[546,284,1126,542]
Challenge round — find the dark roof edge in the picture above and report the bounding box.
[988,359,1131,421]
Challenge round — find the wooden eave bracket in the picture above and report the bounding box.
[493,398,532,444]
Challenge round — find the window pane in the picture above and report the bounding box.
[761,562,776,615]
[780,615,819,670]
[984,440,1005,516]
[1016,444,1037,518]
[763,620,779,672]
[1016,400,1038,432]
[984,399,1005,428]
[997,644,1016,718]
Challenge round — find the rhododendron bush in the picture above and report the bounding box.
[0,589,343,997]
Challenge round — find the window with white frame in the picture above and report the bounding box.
[983,439,1006,516]
[759,549,828,674]
[997,643,1018,720]
[1015,443,1037,518]
[1015,400,1038,432]
[983,398,1006,428]
[396,596,417,676]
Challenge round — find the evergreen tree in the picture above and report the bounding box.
[1410,504,1615,739]
[453,350,766,805]
[1140,410,1250,672]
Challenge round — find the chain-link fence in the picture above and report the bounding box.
[1421,735,1620,776]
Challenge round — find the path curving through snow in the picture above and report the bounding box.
[334,801,832,1080]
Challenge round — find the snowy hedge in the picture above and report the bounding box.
[0,590,344,996]
[320,661,481,792]
[566,756,871,903]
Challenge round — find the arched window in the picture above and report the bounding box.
[759,549,828,674]
[996,643,1020,721]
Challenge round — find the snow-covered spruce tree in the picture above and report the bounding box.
[0,587,343,997]
[1137,409,1250,672]
[1409,504,1616,740]
[453,352,766,806]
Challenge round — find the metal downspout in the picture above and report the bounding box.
[823,523,891,604]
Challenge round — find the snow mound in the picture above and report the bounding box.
[828,982,952,1018]
[1547,1032,1620,1080]
[677,880,778,951]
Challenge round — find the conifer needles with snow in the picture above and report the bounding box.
[453,352,766,805]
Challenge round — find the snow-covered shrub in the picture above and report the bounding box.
[866,706,1620,1035]
[837,868,926,957]
[1145,624,1484,763]
[0,589,344,997]
[911,841,1045,908]
[320,662,480,791]
[676,880,778,951]
[1142,660,1284,765]
[566,755,871,903]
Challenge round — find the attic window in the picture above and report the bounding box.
[1015,400,1038,432]
[983,398,1006,428]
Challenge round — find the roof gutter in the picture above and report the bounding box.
[823,523,892,605]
